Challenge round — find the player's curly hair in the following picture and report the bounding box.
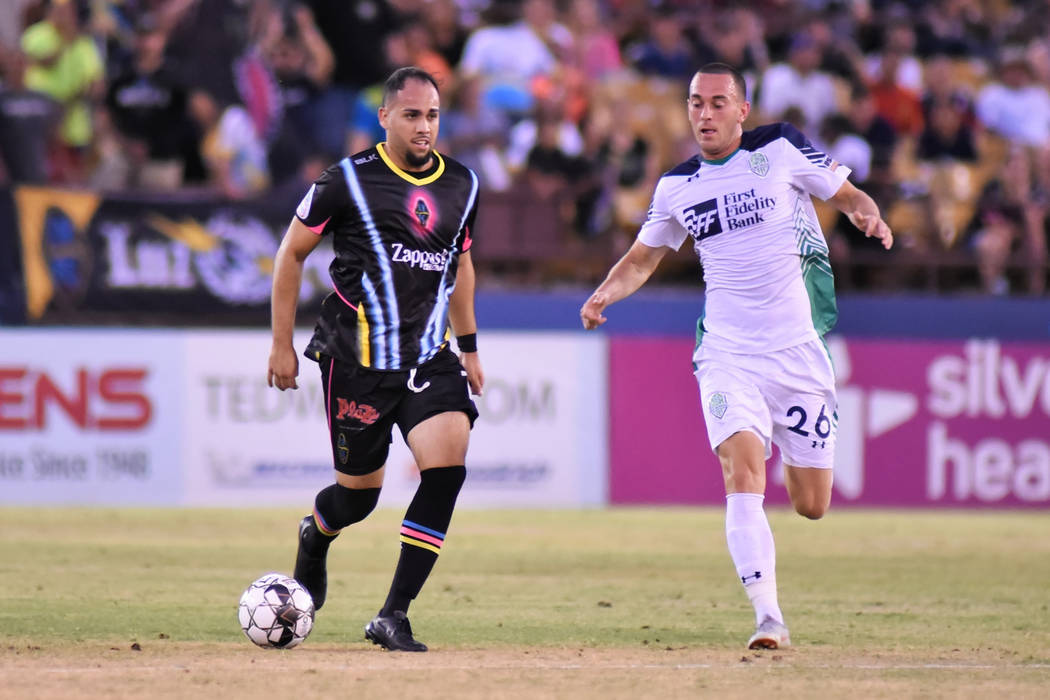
[383,66,440,106]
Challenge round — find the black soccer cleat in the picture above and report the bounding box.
[364,611,428,652]
[293,514,331,611]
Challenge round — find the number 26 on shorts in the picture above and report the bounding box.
[785,403,832,438]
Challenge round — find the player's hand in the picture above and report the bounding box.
[580,291,609,330]
[268,344,299,391]
[460,352,484,396]
[849,211,894,250]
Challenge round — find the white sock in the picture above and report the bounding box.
[725,492,783,625]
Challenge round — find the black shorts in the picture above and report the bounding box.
[317,348,479,476]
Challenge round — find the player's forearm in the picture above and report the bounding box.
[448,256,477,337]
[270,245,305,347]
[594,243,663,307]
[831,181,880,220]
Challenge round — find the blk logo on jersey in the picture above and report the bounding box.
[684,199,722,240]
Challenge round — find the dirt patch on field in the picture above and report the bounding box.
[5,642,1049,700]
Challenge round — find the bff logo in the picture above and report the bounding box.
[684,199,722,240]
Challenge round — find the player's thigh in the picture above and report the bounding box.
[397,349,478,470]
[320,355,398,476]
[694,348,773,460]
[766,341,837,469]
[406,411,471,470]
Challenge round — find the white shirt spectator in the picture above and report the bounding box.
[976,82,1050,147]
[758,63,838,133]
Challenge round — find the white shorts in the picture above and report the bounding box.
[693,339,837,468]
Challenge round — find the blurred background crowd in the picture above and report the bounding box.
[1,0,1049,295]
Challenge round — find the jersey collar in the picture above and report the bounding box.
[377,142,445,185]
[701,147,740,166]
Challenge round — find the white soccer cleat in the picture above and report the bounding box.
[747,616,791,649]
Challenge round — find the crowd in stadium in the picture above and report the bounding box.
[1,0,1049,294]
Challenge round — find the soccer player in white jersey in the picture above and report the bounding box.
[580,63,893,649]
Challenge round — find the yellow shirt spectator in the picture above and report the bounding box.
[21,18,103,148]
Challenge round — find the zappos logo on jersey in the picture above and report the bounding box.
[684,199,722,240]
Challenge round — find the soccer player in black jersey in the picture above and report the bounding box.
[267,67,484,652]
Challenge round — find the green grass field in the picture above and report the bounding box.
[2,507,1049,699]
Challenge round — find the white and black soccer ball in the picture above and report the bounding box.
[238,572,315,649]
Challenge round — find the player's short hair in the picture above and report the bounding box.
[696,62,748,101]
[383,66,440,107]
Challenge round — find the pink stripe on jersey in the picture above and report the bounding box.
[462,226,473,252]
[305,217,330,234]
[325,357,334,431]
[400,525,444,548]
[332,285,357,310]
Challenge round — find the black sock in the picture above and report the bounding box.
[380,465,466,617]
[311,484,381,548]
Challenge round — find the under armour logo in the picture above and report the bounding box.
[407,368,431,393]
[811,440,826,448]
[741,571,762,584]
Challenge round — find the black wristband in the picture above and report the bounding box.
[456,333,477,353]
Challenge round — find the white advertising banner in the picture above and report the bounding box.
[0,329,183,505]
[181,331,609,509]
[181,330,333,507]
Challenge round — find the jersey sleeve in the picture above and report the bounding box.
[294,163,349,235]
[778,123,851,201]
[459,185,480,254]
[637,176,689,250]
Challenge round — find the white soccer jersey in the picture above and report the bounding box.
[638,122,849,354]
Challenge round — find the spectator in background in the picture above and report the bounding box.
[441,75,512,191]
[916,97,977,163]
[690,7,769,89]
[965,146,1047,295]
[757,30,838,132]
[422,0,469,69]
[846,84,897,187]
[163,0,250,114]
[820,113,871,184]
[627,5,695,80]
[804,10,863,88]
[919,52,977,128]
[263,3,335,186]
[105,17,196,190]
[20,0,104,183]
[457,0,570,120]
[505,94,584,178]
[0,47,61,184]
[867,43,924,140]
[976,47,1050,192]
[188,89,269,200]
[306,0,401,156]
[564,0,623,82]
[864,22,923,94]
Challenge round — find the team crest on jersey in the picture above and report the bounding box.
[407,188,438,235]
[709,392,728,419]
[748,152,769,177]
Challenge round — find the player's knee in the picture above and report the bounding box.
[316,483,382,529]
[793,497,828,520]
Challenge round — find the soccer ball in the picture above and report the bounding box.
[238,572,315,649]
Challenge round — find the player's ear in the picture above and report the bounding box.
[378,106,389,131]
[739,100,751,123]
